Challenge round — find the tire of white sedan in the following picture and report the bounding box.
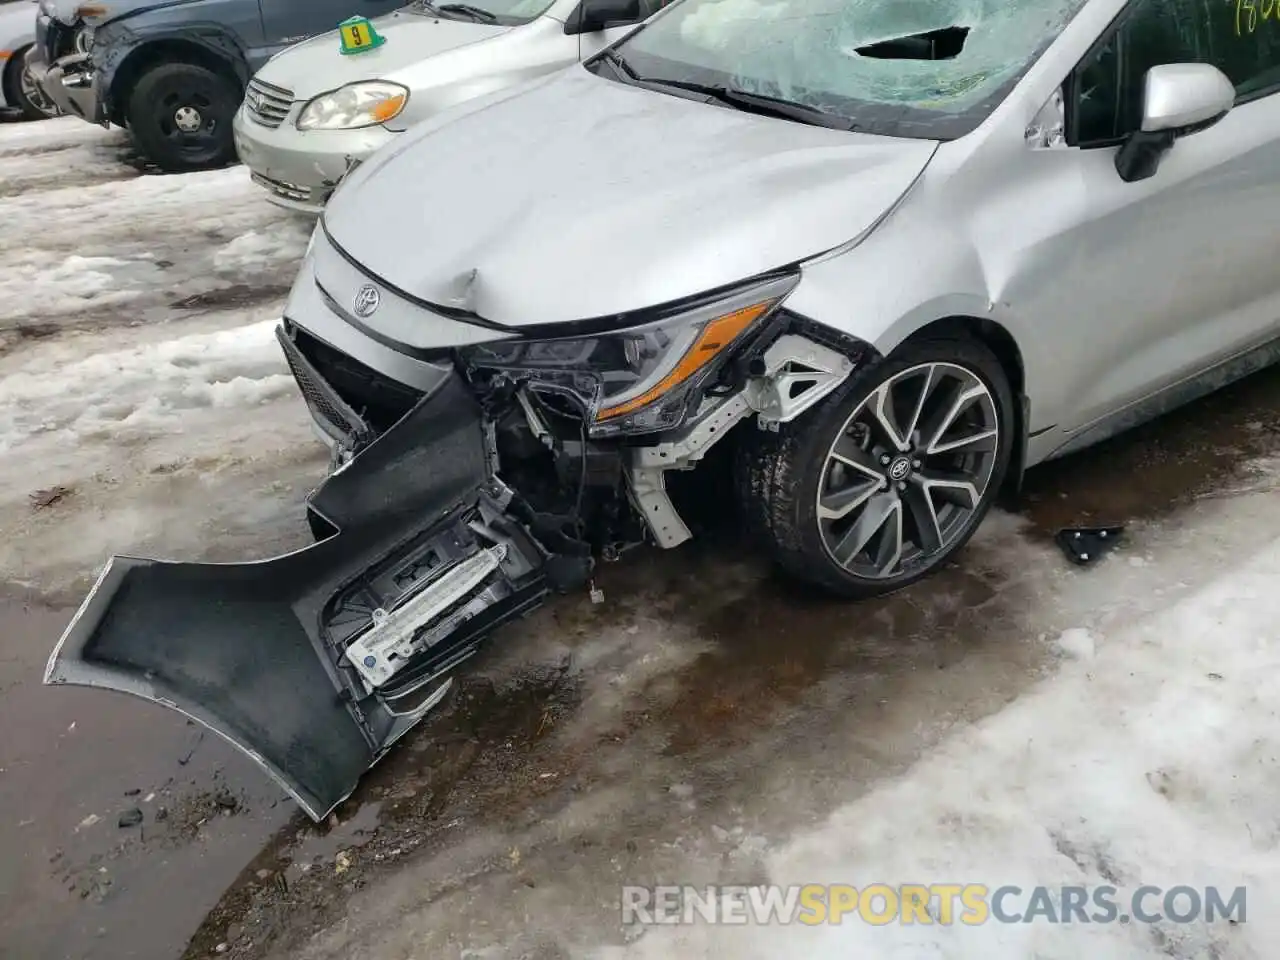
[737,336,1015,599]
[5,47,60,121]
[127,62,240,172]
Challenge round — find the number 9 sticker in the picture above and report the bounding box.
[339,16,385,54]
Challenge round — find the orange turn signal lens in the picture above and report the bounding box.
[370,94,406,124]
[596,300,775,422]
[75,4,110,16]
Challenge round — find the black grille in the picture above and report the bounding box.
[284,322,425,433]
[41,20,79,62]
[277,325,369,444]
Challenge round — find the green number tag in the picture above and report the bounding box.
[338,16,385,55]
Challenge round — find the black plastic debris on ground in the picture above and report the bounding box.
[1056,526,1125,567]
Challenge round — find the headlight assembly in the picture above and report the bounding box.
[296,81,408,131]
[461,275,799,438]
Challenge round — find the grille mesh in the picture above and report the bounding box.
[276,325,367,443]
[245,77,294,129]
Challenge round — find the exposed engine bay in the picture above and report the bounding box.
[44,271,872,822]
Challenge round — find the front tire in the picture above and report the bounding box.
[6,47,60,121]
[126,62,239,171]
[738,336,1015,599]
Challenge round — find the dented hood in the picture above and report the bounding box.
[322,67,938,327]
[254,9,511,97]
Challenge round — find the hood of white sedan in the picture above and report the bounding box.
[255,8,511,97]
[323,67,939,328]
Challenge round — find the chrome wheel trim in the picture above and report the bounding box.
[19,59,59,118]
[173,105,203,132]
[815,361,1000,580]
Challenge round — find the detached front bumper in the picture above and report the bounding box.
[45,367,551,822]
[233,105,395,214]
[31,49,101,123]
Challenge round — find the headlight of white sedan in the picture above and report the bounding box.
[296,81,408,131]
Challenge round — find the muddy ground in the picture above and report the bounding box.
[4,117,1280,960]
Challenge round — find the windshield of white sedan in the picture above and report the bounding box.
[608,0,1092,138]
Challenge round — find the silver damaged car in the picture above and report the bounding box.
[46,0,1280,820]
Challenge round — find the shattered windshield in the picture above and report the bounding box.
[609,0,1093,138]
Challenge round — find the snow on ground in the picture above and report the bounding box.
[0,119,325,599]
[0,316,293,452]
[0,114,118,154]
[0,121,311,339]
[597,512,1280,958]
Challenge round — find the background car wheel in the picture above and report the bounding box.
[737,336,1015,599]
[5,47,60,121]
[127,62,239,171]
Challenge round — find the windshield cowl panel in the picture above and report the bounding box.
[611,0,1093,140]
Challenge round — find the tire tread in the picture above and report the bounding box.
[736,337,1014,599]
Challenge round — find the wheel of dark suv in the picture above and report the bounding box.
[5,47,60,121]
[738,336,1015,599]
[127,62,239,171]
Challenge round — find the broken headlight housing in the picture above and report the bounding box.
[460,274,798,438]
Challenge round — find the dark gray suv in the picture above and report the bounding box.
[31,0,404,171]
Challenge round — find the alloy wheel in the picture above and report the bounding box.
[815,361,1000,580]
[19,59,59,118]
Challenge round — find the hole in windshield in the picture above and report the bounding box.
[855,26,970,61]
[607,0,1094,140]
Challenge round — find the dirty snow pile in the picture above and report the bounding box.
[0,117,323,594]
[0,317,294,453]
[599,530,1280,959]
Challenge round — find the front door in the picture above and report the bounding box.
[1014,0,1280,440]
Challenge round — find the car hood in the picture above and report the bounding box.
[254,9,510,97]
[323,67,938,328]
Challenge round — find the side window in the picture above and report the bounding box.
[1070,0,1280,147]
[1217,1,1280,97]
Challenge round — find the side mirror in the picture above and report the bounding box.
[565,0,642,34]
[1115,63,1235,183]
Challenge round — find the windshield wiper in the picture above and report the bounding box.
[432,2,498,21]
[598,48,639,80]
[628,75,859,131]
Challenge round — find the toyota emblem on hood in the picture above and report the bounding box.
[353,284,381,318]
